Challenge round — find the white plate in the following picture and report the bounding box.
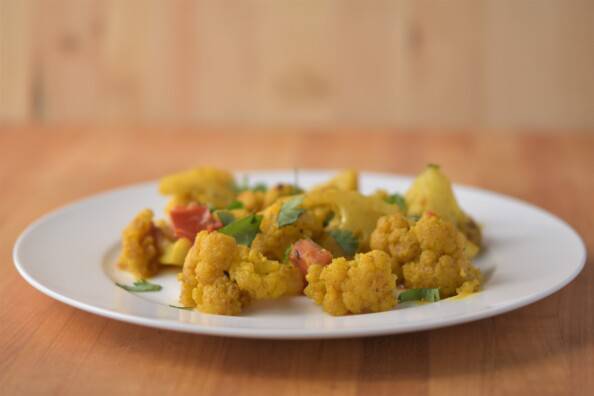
[13,170,586,339]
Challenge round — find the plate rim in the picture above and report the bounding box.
[13,170,587,339]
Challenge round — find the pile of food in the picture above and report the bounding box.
[117,165,483,316]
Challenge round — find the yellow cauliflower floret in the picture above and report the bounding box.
[304,250,397,316]
[236,190,266,212]
[251,199,323,260]
[312,169,359,192]
[230,246,304,299]
[369,213,420,279]
[403,214,482,297]
[263,184,302,208]
[160,167,236,210]
[118,209,160,279]
[237,184,301,213]
[178,231,250,315]
[179,230,306,315]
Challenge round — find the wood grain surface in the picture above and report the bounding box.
[0,127,592,395]
[1,0,594,129]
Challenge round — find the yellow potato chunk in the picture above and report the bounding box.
[159,238,192,266]
[304,190,400,251]
[304,250,397,316]
[405,164,482,248]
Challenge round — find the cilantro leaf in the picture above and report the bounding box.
[168,304,193,310]
[282,244,293,263]
[234,175,250,193]
[217,210,235,226]
[116,279,162,292]
[252,183,268,192]
[398,288,440,303]
[226,200,245,210]
[407,214,421,222]
[277,196,305,227]
[385,193,407,211]
[329,229,358,257]
[219,214,263,246]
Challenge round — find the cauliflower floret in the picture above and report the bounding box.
[237,184,301,213]
[397,213,482,297]
[369,213,419,279]
[179,230,306,315]
[230,246,304,299]
[251,199,323,260]
[304,250,397,316]
[178,231,250,315]
[118,209,160,279]
[236,190,266,212]
[312,169,359,192]
[160,167,236,211]
[263,184,302,208]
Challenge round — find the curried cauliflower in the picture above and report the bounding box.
[251,198,324,261]
[179,230,305,315]
[304,250,397,316]
[311,169,359,192]
[159,167,236,211]
[369,213,419,280]
[371,212,482,297]
[231,246,304,299]
[236,190,266,212]
[178,231,249,315]
[118,209,160,279]
[237,183,302,213]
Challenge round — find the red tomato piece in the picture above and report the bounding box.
[289,239,333,277]
[170,204,222,240]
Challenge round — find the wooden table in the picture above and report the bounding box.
[1,127,592,395]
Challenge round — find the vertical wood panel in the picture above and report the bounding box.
[0,0,33,121]
[0,0,592,130]
[485,0,594,129]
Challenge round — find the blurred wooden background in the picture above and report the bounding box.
[1,0,593,131]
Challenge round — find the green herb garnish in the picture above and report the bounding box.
[398,288,440,303]
[219,214,263,246]
[217,210,235,226]
[116,279,162,292]
[385,193,407,212]
[252,183,268,192]
[282,244,293,263]
[329,229,358,257]
[277,196,305,227]
[407,214,421,222]
[226,200,245,210]
[168,304,193,310]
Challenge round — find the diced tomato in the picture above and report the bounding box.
[289,239,333,277]
[170,204,223,240]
